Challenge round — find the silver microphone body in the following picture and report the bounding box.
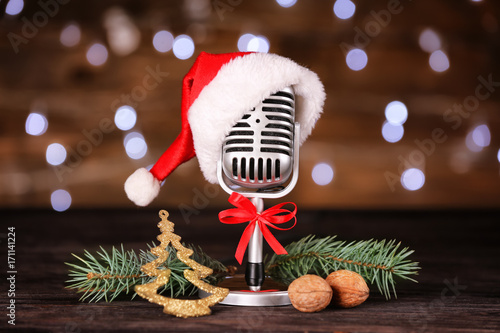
[218,86,298,291]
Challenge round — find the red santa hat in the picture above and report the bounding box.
[124,51,325,206]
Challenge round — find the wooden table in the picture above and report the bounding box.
[2,208,499,332]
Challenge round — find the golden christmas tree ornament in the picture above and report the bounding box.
[135,210,229,318]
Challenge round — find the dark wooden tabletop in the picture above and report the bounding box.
[1,208,499,333]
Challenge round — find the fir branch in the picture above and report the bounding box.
[65,243,229,303]
[265,235,420,299]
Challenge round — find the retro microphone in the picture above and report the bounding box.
[217,86,300,299]
[124,52,324,306]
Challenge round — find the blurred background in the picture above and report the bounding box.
[1,0,499,211]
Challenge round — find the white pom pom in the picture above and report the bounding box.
[124,168,161,206]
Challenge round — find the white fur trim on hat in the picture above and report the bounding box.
[124,167,161,206]
[188,52,326,184]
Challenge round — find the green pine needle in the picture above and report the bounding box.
[265,235,420,299]
[65,243,227,303]
[66,235,419,302]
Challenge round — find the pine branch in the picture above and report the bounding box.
[65,243,229,302]
[265,235,420,299]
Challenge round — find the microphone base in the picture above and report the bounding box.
[198,274,291,307]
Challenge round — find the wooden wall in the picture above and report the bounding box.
[0,0,499,209]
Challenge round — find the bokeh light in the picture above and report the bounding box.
[25,113,48,136]
[173,34,195,60]
[346,49,368,71]
[114,105,137,131]
[465,124,491,152]
[497,149,500,163]
[5,0,24,16]
[401,168,425,191]
[429,50,450,72]
[153,30,174,53]
[104,7,141,56]
[86,43,109,66]
[385,101,408,125]
[471,124,491,148]
[382,121,404,143]
[312,163,334,186]
[238,33,255,52]
[333,0,356,20]
[418,28,441,53]
[60,23,81,47]
[124,132,148,159]
[247,35,270,53]
[237,34,270,52]
[46,143,67,166]
[465,131,482,152]
[51,189,72,212]
[276,0,297,8]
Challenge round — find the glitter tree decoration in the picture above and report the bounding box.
[135,210,229,318]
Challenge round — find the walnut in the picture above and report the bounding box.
[326,270,369,308]
[288,274,332,312]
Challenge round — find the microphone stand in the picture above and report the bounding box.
[204,123,300,306]
[246,197,264,291]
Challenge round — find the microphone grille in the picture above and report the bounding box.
[222,87,295,188]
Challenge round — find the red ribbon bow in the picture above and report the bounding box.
[218,192,297,265]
